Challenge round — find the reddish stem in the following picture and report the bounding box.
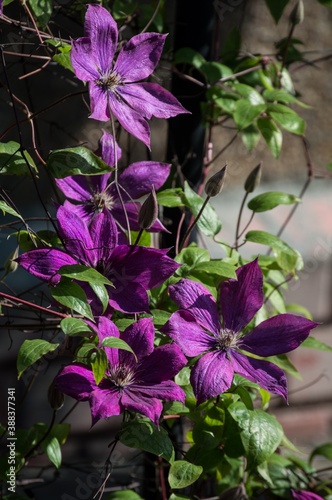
[0,291,68,319]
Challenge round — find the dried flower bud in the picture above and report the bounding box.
[4,246,19,274]
[244,163,262,193]
[289,0,304,25]
[204,164,227,197]
[138,185,158,230]
[48,379,65,410]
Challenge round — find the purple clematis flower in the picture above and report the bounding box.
[56,316,187,426]
[291,490,324,500]
[161,259,318,405]
[55,130,170,231]
[16,205,180,314]
[71,4,189,147]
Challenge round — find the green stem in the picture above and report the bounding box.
[179,196,210,252]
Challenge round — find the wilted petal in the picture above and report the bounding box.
[161,310,216,357]
[117,161,170,200]
[71,37,99,81]
[84,4,117,73]
[168,279,221,335]
[100,130,122,166]
[56,176,92,202]
[121,317,155,362]
[89,82,109,122]
[240,314,319,357]
[114,32,167,82]
[220,259,263,333]
[56,363,96,400]
[89,383,122,425]
[191,351,234,405]
[119,82,189,119]
[230,350,287,400]
[96,316,120,366]
[139,344,187,383]
[16,248,77,284]
[121,389,163,426]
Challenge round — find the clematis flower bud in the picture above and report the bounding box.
[244,163,262,193]
[204,164,227,197]
[4,246,19,275]
[138,185,158,230]
[289,0,304,25]
[48,379,65,410]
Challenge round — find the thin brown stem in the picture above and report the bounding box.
[0,291,68,319]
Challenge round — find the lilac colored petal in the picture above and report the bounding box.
[118,82,189,119]
[230,350,287,400]
[100,130,122,166]
[56,363,96,400]
[110,202,141,231]
[62,200,94,224]
[16,248,77,284]
[89,383,122,425]
[89,172,112,194]
[56,176,91,202]
[239,314,319,357]
[135,380,185,405]
[96,316,120,366]
[220,259,263,333]
[107,91,151,147]
[108,280,150,314]
[84,5,117,73]
[114,33,167,82]
[168,278,221,335]
[191,351,234,405]
[121,389,163,426]
[161,310,217,357]
[57,205,97,265]
[117,161,171,200]
[120,317,155,362]
[139,344,187,383]
[292,490,324,500]
[89,82,109,122]
[89,211,118,258]
[70,38,99,81]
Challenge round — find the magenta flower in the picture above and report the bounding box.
[16,205,180,314]
[291,490,324,500]
[161,260,318,405]
[55,131,170,231]
[71,4,189,147]
[56,316,187,425]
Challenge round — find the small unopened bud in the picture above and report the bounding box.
[244,163,262,193]
[289,0,304,25]
[138,185,158,230]
[4,246,19,274]
[48,379,64,410]
[204,164,227,197]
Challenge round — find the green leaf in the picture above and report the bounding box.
[120,420,175,463]
[184,182,222,238]
[200,61,233,83]
[60,317,94,337]
[0,141,37,175]
[175,246,210,267]
[248,192,300,212]
[266,353,301,379]
[192,260,237,279]
[59,264,113,286]
[0,201,24,222]
[17,339,59,379]
[228,402,283,466]
[264,0,290,22]
[310,443,332,463]
[75,342,96,363]
[241,125,261,152]
[168,460,203,489]
[156,188,185,207]
[263,89,309,108]
[319,0,332,5]
[257,117,283,158]
[51,278,94,320]
[208,87,238,114]
[90,348,107,385]
[101,337,137,360]
[234,100,266,130]
[174,48,206,69]
[108,491,143,500]
[233,83,265,105]
[169,495,191,500]
[43,436,61,469]
[45,40,73,72]
[245,230,300,272]
[267,103,306,135]
[89,282,109,313]
[47,146,113,178]
[28,0,53,26]
[301,336,332,351]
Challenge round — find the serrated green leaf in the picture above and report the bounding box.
[0,141,37,175]
[60,317,93,337]
[120,420,175,463]
[264,0,290,22]
[168,460,203,488]
[47,146,113,178]
[267,103,306,135]
[101,337,137,360]
[59,264,113,286]
[301,336,332,351]
[248,191,300,212]
[184,182,222,237]
[51,278,94,320]
[257,117,283,158]
[234,100,266,130]
[17,339,59,379]
[157,188,185,207]
[90,348,107,385]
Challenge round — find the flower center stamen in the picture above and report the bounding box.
[109,364,135,388]
[90,191,114,212]
[96,72,122,91]
[216,328,238,351]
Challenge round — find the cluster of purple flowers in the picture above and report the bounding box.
[16,4,318,427]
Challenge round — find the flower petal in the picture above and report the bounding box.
[16,248,77,284]
[191,351,234,405]
[168,278,221,334]
[84,4,117,73]
[134,380,186,405]
[89,210,118,258]
[56,175,92,202]
[62,200,94,224]
[121,317,155,362]
[99,130,122,166]
[139,343,187,383]
[108,280,150,314]
[117,161,170,200]
[96,316,120,366]
[89,383,122,425]
[230,350,287,400]
[71,37,99,81]
[114,33,167,82]
[56,363,96,400]
[220,259,263,333]
[89,82,109,122]
[161,310,216,357]
[121,389,163,426]
[240,314,319,357]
